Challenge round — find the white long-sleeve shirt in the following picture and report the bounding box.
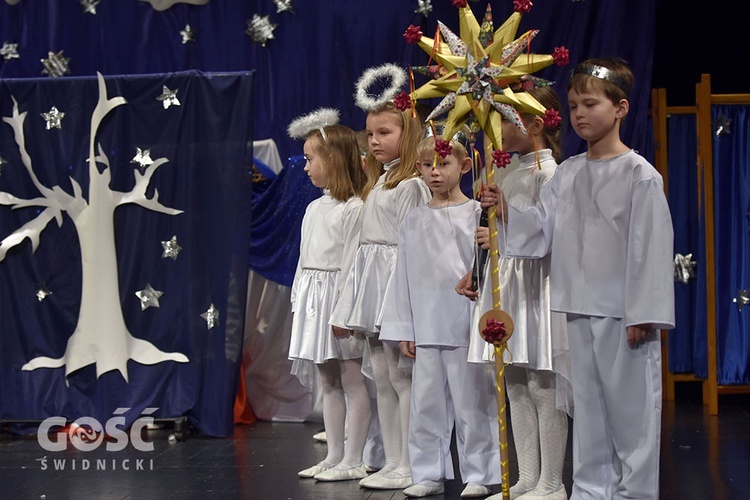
[506,150,675,330]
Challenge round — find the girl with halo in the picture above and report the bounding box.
[287,108,372,482]
[330,63,430,491]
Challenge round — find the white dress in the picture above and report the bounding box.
[468,151,570,390]
[330,165,431,334]
[288,192,364,387]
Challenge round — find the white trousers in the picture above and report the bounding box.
[409,345,501,485]
[567,315,662,500]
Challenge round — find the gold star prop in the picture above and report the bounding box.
[409,4,557,149]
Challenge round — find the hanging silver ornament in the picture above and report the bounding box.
[80,0,99,14]
[156,85,181,109]
[131,147,154,170]
[161,235,182,260]
[180,24,196,44]
[245,15,277,47]
[40,50,71,77]
[41,106,65,130]
[0,42,19,61]
[733,289,750,311]
[414,0,433,16]
[135,283,164,310]
[273,0,294,13]
[201,303,219,329]
[673,253,697,284]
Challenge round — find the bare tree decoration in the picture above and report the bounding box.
[0,72,189,382]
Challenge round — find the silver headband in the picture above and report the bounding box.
[572,63,632,97]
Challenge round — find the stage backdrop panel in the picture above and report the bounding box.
[0,70,254,437]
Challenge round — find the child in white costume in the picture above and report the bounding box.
[286,114,372,482]
[380,132,501,499]
[483,58,675,500]
[330,91,430,489]
[459,86,572,500]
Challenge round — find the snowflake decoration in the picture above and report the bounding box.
[156,85,181,109]
[161,235,182,260]
[273,0,294,13]
[245,15,277,47]
[415,0,433,16]
[0,42,19,61]
[40,50,71,77]
[131,147,154,169]
[80,0,99,14]
[41,106,65,130]
[179,24,196,44]
[201,303,220,329]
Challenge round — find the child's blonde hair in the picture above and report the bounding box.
[362,102,423,199]
[307,125,367,202]
[416,131,470,162]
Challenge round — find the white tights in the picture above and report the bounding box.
[368,337,412,474]
[506,365,568,497]
[318,358,371,468]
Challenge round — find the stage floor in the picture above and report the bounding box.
[1,383,748,499]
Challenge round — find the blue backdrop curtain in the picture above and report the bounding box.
[712,104,750,385]
[0,0,657,161]
[665,113,708,377]
[0,70,253,437]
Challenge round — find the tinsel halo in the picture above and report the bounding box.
[354,63,408,112]
[287,107,340,139]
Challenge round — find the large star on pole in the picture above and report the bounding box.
[408,4,562,149]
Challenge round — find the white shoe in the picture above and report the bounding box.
[297,461,333,478]
[404,480,444,497]
[461,482,492,498]
[314,463,368,481]
[359,469,412,490]
[516,485,567,500]
[312,431,327,442]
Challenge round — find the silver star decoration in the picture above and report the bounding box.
[35,284,52,302]
[180,24,196,44]
[131,147,154,169]
[157,85,181,109]
[80,0,99,14]
[40,50,71,77]
[0,155,7,175]
[245,15,277,47]
[673,253,697,284]
[135,283,164,310]
[161,235,182,260]
[201,303,219,329]
[414,0,433,16]
[0,42,19,61]
[41,106,65,130]
[714,113,731,137]
[273,0,294,13]
[733,289,750,311]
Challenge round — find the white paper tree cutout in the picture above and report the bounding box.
[0,73,189,382]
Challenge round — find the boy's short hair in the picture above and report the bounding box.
[568,57,633,106]
[417,125,472,161]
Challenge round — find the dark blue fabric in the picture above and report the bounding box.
[711,105,750,385]
[0,70,254,437]
[0,0,656,164]
[664,114,707,376]
[249,154,321,287]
